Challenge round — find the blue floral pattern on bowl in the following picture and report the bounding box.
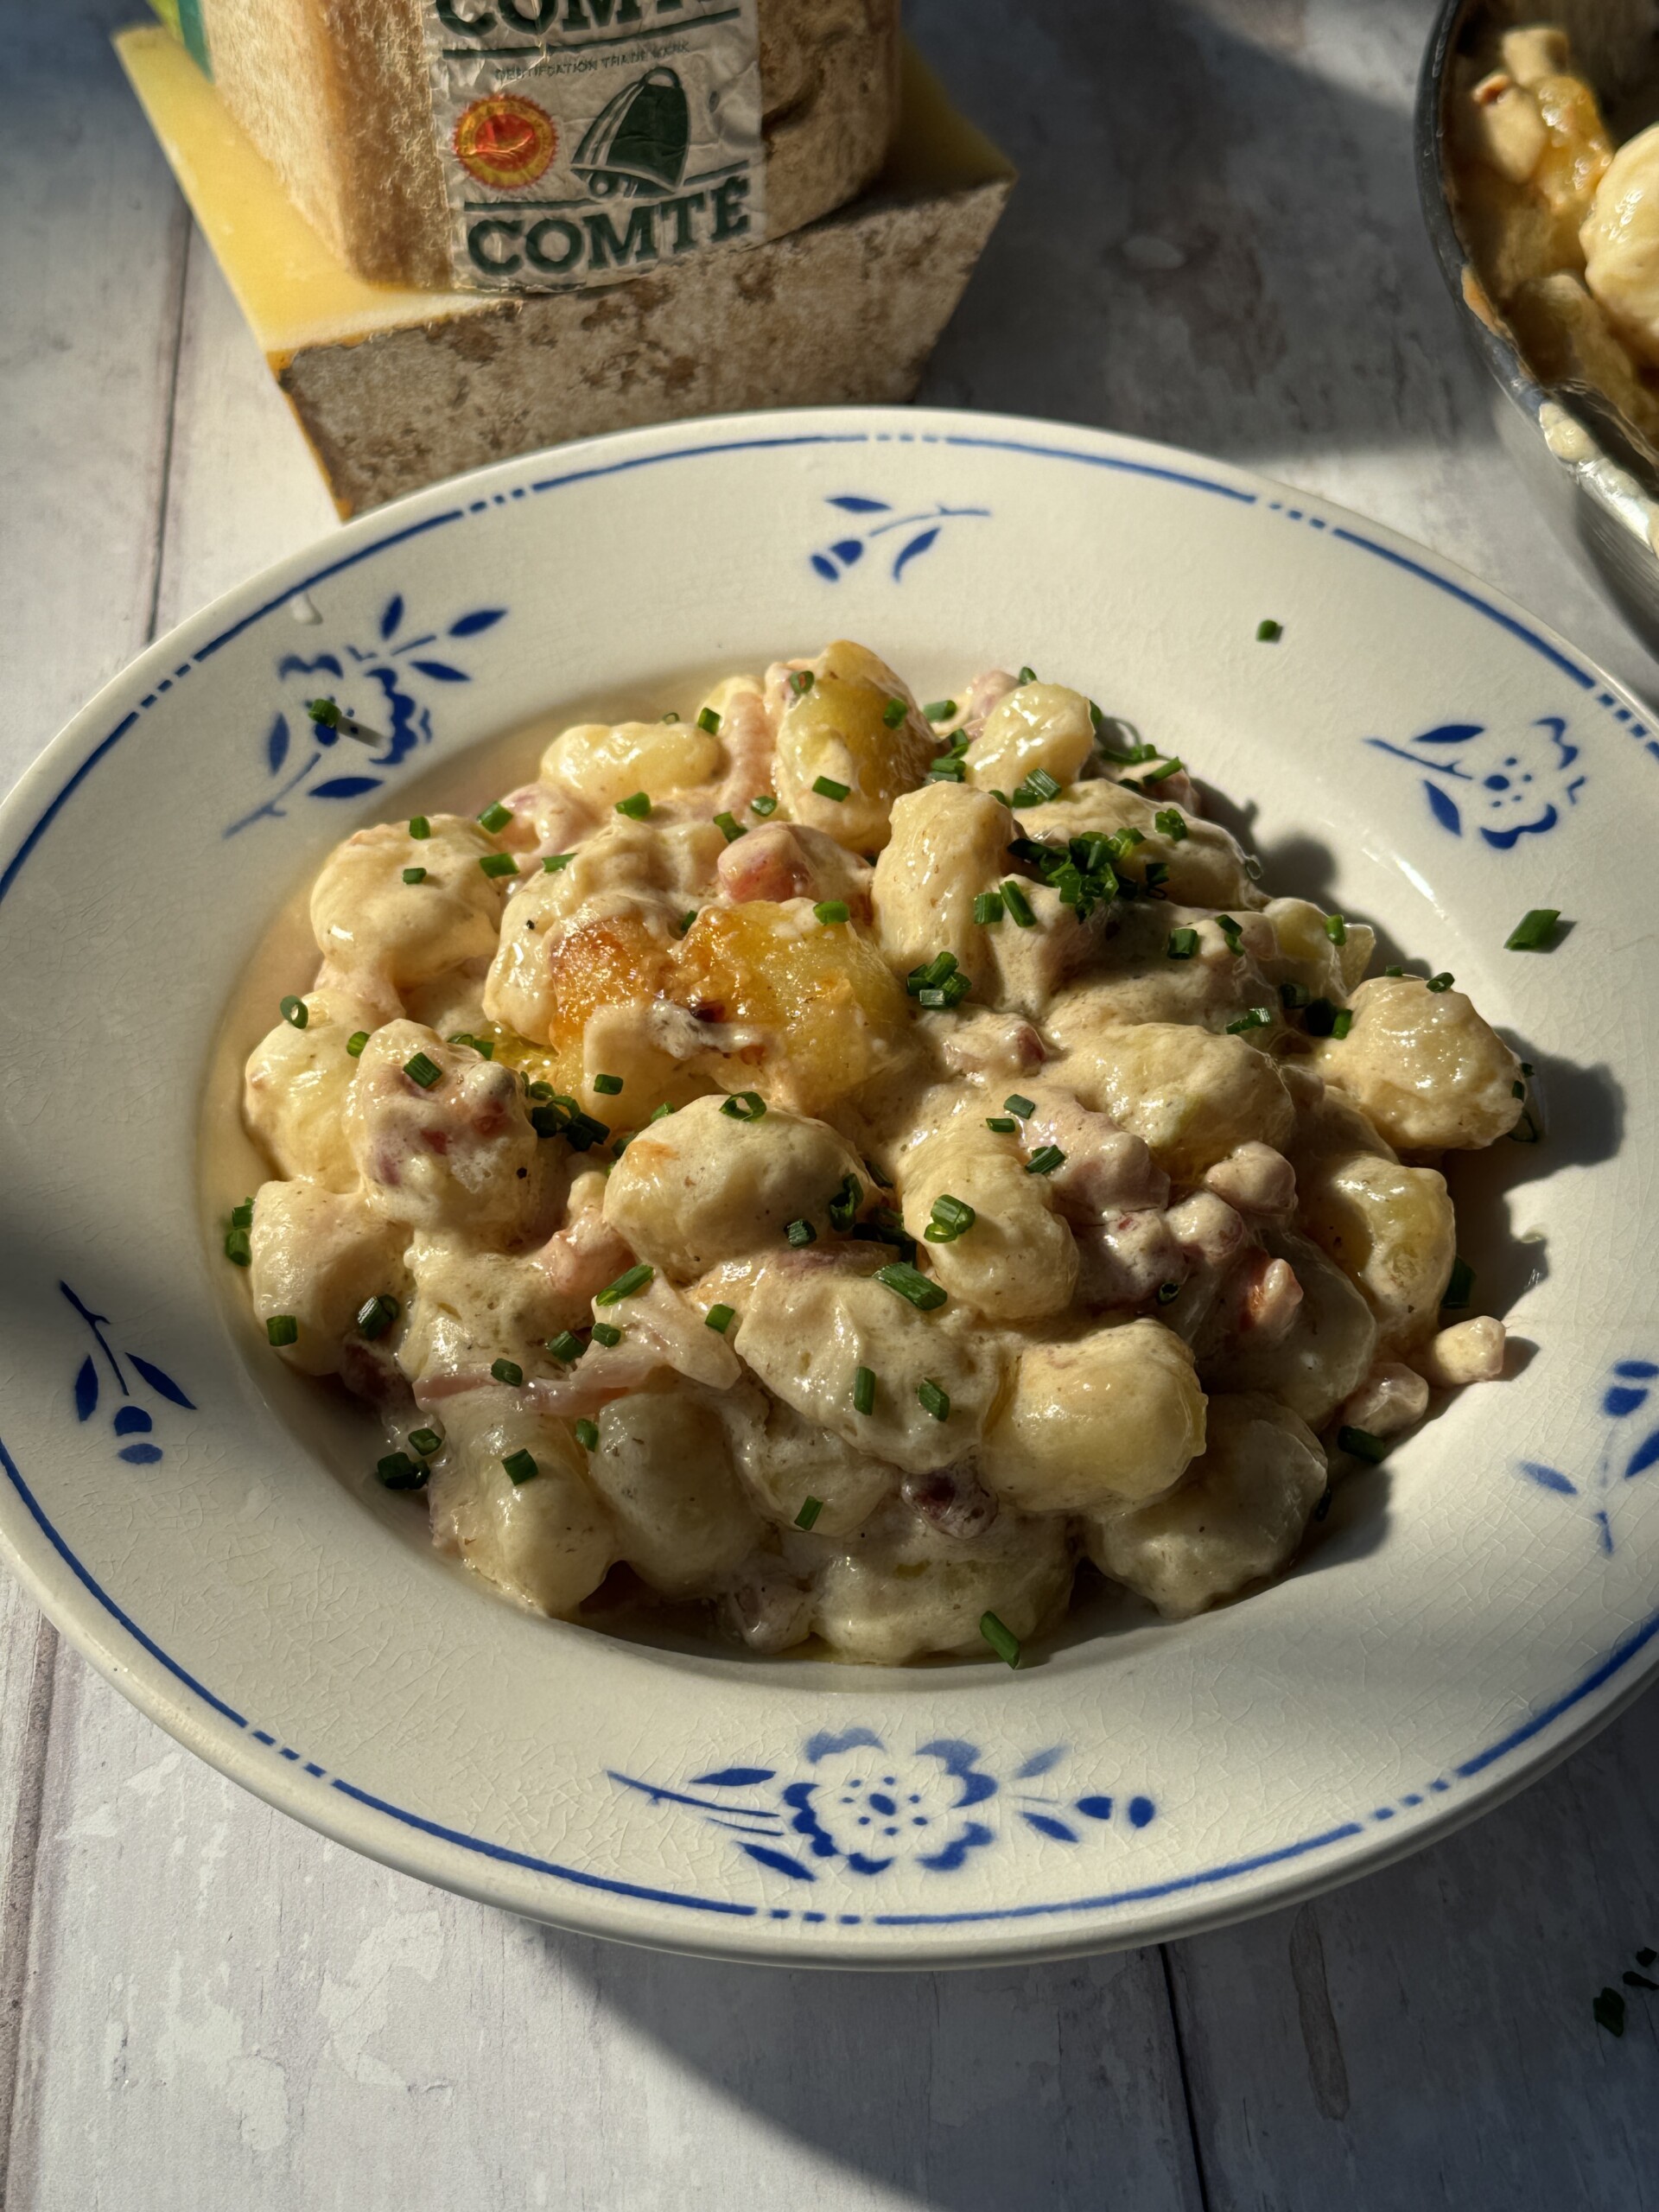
[226,593,507,837]
[1364,714,1585,845]
[64,1282,194,1468]
[809,494,991,583]
[610,1728,1155,1883]
[1519,1359,1659,1554]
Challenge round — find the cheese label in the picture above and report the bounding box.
[422,2,766,294]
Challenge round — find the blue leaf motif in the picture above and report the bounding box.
[308,776,382,801]
[1604,1384,1649,1418]
[1075,1796,1115,1821]
[1519,1460,1578,1496]
[379,594,404,641]
[827,495,891,513]
[1614,1360,1659,1379]
[1624,1428,1659,1480]
[830,539,864,566]
[1425,782,1463,836]
[266,714,290,775]
[73,1357,98,1422]
[129,1355,195,1410]
[1014,1745,1065,1780]
[276,652,343,682]
[810,553,839,582]
[691,1767,777,1788]
[408,659,470,683]
[1411,722,1485,747]
[739,1842,815,1882]
[112,1407,153,1436]
[893,528,940,582]
[448,607,506,636]
[1020,1813,1079,1843]
[1128,1796,1156,1828]
[118,1444,164,1466]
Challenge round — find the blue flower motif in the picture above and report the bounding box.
[810,495,991,583]
[1364,715,1585,847]
[1518,1357,1659,1553]
[63,1281,194,1470]
[226,594,507,837]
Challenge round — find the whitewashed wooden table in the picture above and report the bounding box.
[3,3,1657,2204]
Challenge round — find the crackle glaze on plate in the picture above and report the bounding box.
[0,408,1654,1967]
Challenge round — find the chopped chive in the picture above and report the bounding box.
[229,1198,254,1230]
[811,775,849,802]
[409,815,432,840]
[814,899,850,925]
[906,950,959,994]
[925,1193,976,1243]
[307,697,341,728]
[974,890,1005,925]
[404,1052,442,1090]
[1001,880,1036,927]
[502,1448,540,1484]
[986,1115,1018,1134]
[1025,1145,1065,1176]
[714,810,744,843]
[573,1421,600,1452]
[1215,915,1243,955]
[280,995,308,1030]
[1325,912,1347,945]
[1154,806,1188,842]
[478,851,518,879]
[1331,1008,1353,1039]
[478,800,514,833]
[595,1262,654,1305]
[491,1357,524,1387]
[1338,1426,1389,1464]
[785,1217,817,1248]
[827,1173,862,1232]
[874,1261,947,1311]
[1512,1079,1526,1099]
[981,1611,1021,1668]
[1427,972,1454,993]
[1509,1106,1541,1144]
[1443,1257,1474,1309]
[1594,1988,1626,2037]
[1144,860,1170,890]
[721,1091,766,1121]
[1141,757,1185,785]
[790,669,815,696]
[677,910,696,936]
[1010,767,1063,809]
[1280,981,1312,1010]
[661,710,681,722]
[615,791,651,820]
[529,1103,568,1140]
[853,1364,876,1415]
[648,1101,675,1122]
[1017,666,1037,685]
[545,1330,587,1363]
[1522,1061,1534,1075]
[926,756,967,783]
[1226,1006,1274,1034]
[918,1378,951,1421]
[1156,1281,1180,1305]
[923,699,957,721]
[1506,907,1560,951]
[402,866,427,884]
[265,1315,298,1347]
[591,1322,623,1348]
[543,852,573,872]
[1166,928,1198,960]
[705,1304,735,1334]
[1005,1094,1035,1118]
[223,1226,251,1267]
[592,1072,624,1096]
[795,1496,825,1529]
[356,1294,400,1340]
[883,696,908,727]
[377,1452,426,1491]
[1255,618,1283,642]
[410,1427,442,1457]
[346,1030,369,1057]
[1384,965,1405,977]
[750,793,778,817]
[697,706,721,734]
[917,976,970,1009]
[991,790,1012,806]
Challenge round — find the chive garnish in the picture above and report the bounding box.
[1018,665,1037,684]
[661,710,680,723]
[592,1072,624,1096]
[1141,757,1185,785]
[974,890,1005,925]
[1427,972,1454,993]
[1144,861,1170,890]
[814,899,850,925]
[1338,1426,1389,1463]
[409,816,432,840]
[882,696,908,728]
[543,852,573,872]
[795,1496,825,1529]
[853,1365,876,1415]
[595,1263,654,1305]
[785,1218,817,1248]
[1255,619,1283,642]
[874,1261,947,1311]
[491,1357,524,1387]
[223,1226,251,1267]
[478,851,518,879]
[280,995,308,1030]
[615,791,651,819]
[402,866,427,884]
[265,1315,298,1347]
[574,1421,600,1452]
[790,670,815,696]
[1010,768,1062,809]
[1004,1095,1035,1118]
[721,1091,766,1121]
[307,697,342,728]
[356,1294,400,1340]
[827,1173,861,1232]
[1215,915,1243,955]
[502,1448,540,1484]
[811,775,849,802]
[410,1428,442,1457]
[980,1611,1020,1668]
[923,699,957,722]
[1443,1257,1474,1309]
[1154,807,1188,842]
[714,811,744,845]
[546,1331,586,1363]
[750,794,778,817]
[591,1322,623,1348]
[1226,1007,1274,1034]
[1325,913,1347,945]
[986,1115,1018,1134]
[918,1378,951,1421]
[1025,1145,1065,1176]
[377,1452,426,1491]
[1280,981,1311,1010]
[906,951,958,995]
[1166,927,1198,960]
[1332,1008,1353,1039]
[346,1031,369,1057]
[918,976,970,1009]
[1156,1281,1180,1305]
[925,1193,976,1243]
[478,800,513,833]
[677,910,696,935]
[1001,880,1036,927]
[705,1304,735,1334]
[927,756,967,783]
[697,706,721,734]
[1506,907,1561,951]
[404,1052,442,1090]
[649,1102,675,1122]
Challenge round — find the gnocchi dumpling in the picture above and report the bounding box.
[247,1179,409,1379]
[979,1319,1206,1511]
[584,1387,761,1595]
[1312,975,1523,1149]
[243,984,385,1189]
[805,1498,1074,1665]
[897,1116,1077,1323]
[1055,1020,1296,1180]
[770,640,936,850]
[426,1394,614,1618]
[310,816,505,987]
[962,681,1096,794]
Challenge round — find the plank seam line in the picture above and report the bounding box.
[1160,1943,1216,2212]
[0,1615,60,2212]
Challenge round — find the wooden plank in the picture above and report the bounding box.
[1168,1689,1659,2211]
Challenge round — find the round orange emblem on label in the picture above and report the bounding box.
[454,95,558,191]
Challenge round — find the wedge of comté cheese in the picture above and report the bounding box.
[153,0,900,290]
[117,26,1014,516]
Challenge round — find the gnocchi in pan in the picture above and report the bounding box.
[231,641,1522,1663]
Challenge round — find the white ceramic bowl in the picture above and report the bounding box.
[2,407,1653,1967]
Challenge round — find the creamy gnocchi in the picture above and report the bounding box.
[231,640,1522,1663]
